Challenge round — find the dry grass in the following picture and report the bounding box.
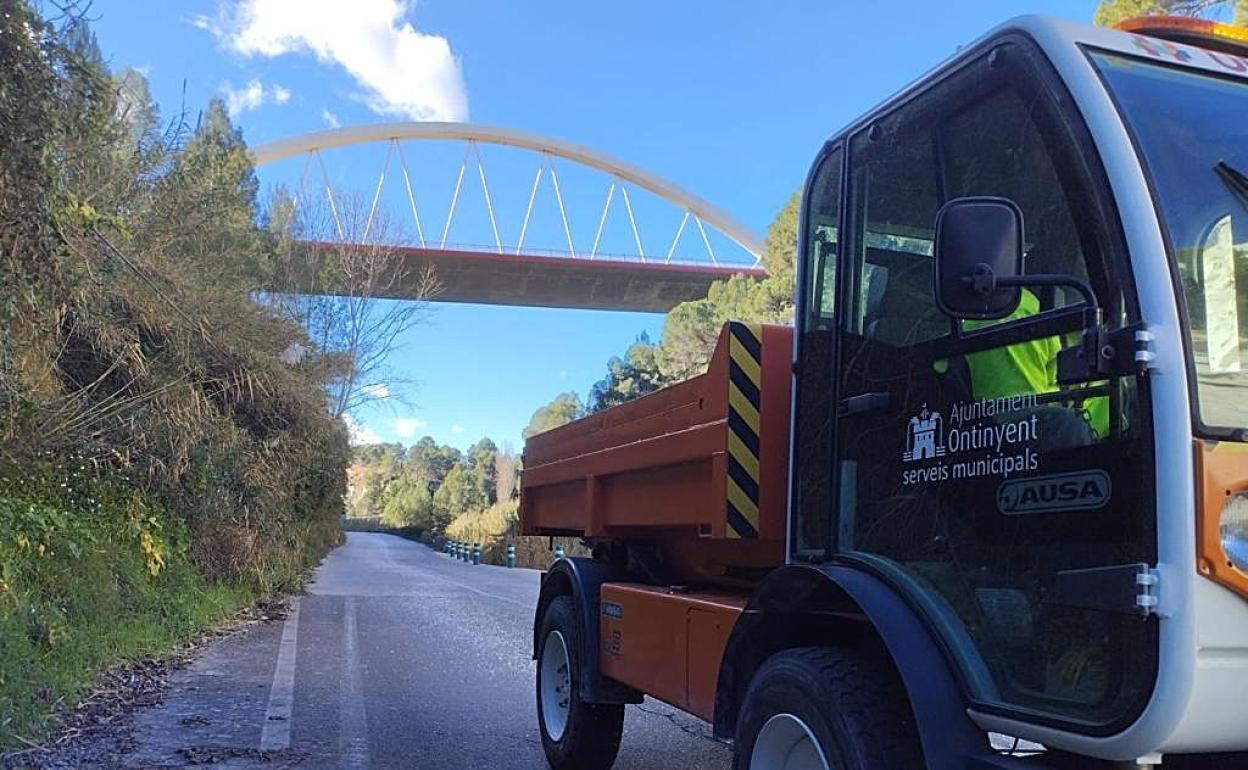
[443,501,518,544]
[441,503,588,568]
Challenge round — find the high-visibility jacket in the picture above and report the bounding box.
[961,289,1110,437]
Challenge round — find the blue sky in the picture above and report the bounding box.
[90,0,1101,450]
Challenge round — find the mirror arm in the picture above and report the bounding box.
[992,273,1099,317]
[960,263,1099,320]
[968,267,1150,384]
[995,275,1114,384]
[998,275,1116,384]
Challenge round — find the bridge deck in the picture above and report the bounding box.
[276,243,767,313]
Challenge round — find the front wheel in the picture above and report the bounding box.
[536,595,624,770]
[733,647,923,770]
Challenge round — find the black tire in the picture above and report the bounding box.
[733,646,923,770]
[537,595,624,770]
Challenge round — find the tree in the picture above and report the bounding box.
[523,392,584,439]
[494,447,519,503]
[466,437,499,507]
[115,67,161,146]
[353,442,406,466]
[349,434,517,532]
[588,333,669,413]
[433,463,487,518]
[1094,0,1248,26]
[657,274,759,381]
[754,191,801,318]
[351,443,405,518]
[144,99,267,290]
[654,193,801,381]
[263,189,440,419]
[408,436,461,488]
[380,467,440,529]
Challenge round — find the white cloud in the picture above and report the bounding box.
[206,0,468,122]
[221,78,292,117]
[558,369,568,379]
[394,417,427,439]
[321,106,341,128]
[343,414,382,445]
[450,423,465,435]
[362,383,391,400]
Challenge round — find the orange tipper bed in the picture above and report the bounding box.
[519,322,792,549]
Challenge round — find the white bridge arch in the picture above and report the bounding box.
[251,123,766,312]
[252,122,765,261]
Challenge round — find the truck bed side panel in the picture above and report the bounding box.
[599,583,746,722]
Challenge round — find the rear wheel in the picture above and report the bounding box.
[536,595,624,770]
[733,647,922,770]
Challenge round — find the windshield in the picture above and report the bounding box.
[1093,51,1248,436]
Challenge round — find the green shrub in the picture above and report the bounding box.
[0,470,255,746]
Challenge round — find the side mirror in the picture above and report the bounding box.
[933,197,1025,320]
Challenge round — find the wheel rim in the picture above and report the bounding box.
[750,713,832,770]
[539,629,572,741]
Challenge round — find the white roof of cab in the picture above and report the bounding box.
[825,14,1248,147]
[1015,13,1248,81]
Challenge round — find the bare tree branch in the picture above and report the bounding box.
[264,188,440,420]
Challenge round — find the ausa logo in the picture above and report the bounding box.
[997,470,1111,514]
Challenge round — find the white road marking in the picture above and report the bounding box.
[259,597,301,751]
[339,596,370,768]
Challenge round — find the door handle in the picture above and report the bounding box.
[839,392,891,416]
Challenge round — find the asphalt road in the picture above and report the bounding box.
[119,532,732,769]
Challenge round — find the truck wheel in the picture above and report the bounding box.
[537,595,624,770]
[734,647,922,770]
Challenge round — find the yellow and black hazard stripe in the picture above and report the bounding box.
[726,322,762,539]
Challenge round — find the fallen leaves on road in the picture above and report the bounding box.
[176,745,306,765]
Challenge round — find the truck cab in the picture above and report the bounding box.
[789,11,1248,763]
[523,15,1248,770]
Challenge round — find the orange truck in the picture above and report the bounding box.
[521,15,1248,770]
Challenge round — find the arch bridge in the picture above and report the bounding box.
[252,123,766,313]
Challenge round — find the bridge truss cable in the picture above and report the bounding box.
[252,123,764,269]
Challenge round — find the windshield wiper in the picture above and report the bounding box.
[1215,160,1248,211]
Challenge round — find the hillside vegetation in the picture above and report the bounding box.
[0,5,347,745]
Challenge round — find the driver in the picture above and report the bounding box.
[940,288,1110,444]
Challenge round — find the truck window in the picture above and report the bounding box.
[829,43,1156,730]
[1092,52,1248,437]
[944,89,1095,320]
[793,147,842,556]
[850,120,942,346]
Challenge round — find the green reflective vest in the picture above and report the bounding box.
[956,290,1110,437]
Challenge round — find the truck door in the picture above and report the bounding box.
[793,145,842,559]
[823,40,1159,732]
